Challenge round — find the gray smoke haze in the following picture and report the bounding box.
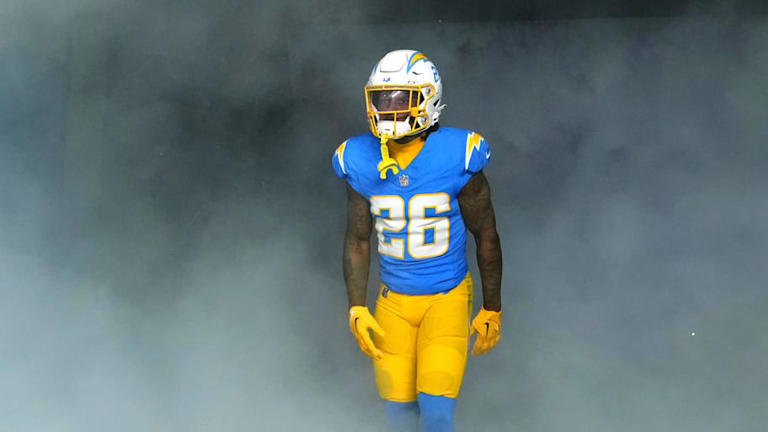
[1,0,767,430]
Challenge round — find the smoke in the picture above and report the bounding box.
[1,1,767,430]
[453,17,768,431]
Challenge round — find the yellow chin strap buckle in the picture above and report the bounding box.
[377,134,399,179]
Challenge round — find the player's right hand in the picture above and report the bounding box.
[349,306,386,360]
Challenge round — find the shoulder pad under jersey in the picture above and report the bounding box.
[464,131,491,174]
[331,133,381,195]
[331,140,349,179]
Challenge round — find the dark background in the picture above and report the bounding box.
[1,0,767,430]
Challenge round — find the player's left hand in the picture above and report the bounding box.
[470,308,502,355]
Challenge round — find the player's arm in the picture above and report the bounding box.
[459,171,503,354]
[343,184,372,307]
[459,171,502,311]
[343,184,385,359]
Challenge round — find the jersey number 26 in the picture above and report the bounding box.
[370,193,450,259]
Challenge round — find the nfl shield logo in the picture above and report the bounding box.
[399,174,410,187]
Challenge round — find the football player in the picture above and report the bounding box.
[332,49,502,432]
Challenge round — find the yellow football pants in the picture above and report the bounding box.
[372,273,473,402]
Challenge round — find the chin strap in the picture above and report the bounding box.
[377,134,399,179]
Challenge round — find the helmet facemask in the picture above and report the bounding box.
[365,84,436,139]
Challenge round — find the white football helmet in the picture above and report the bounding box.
[365,49,445,139]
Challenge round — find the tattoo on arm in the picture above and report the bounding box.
[343,184,372,308]
[459,172,502,311]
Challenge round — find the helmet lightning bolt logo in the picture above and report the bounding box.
[407,52,428,72]
[465,132,485,170]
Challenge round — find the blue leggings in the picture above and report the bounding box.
[385,394,455,432]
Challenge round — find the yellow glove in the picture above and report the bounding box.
[470,308,502,355]
[349,306,386,360]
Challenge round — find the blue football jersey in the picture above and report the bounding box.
[332,127,491,295]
